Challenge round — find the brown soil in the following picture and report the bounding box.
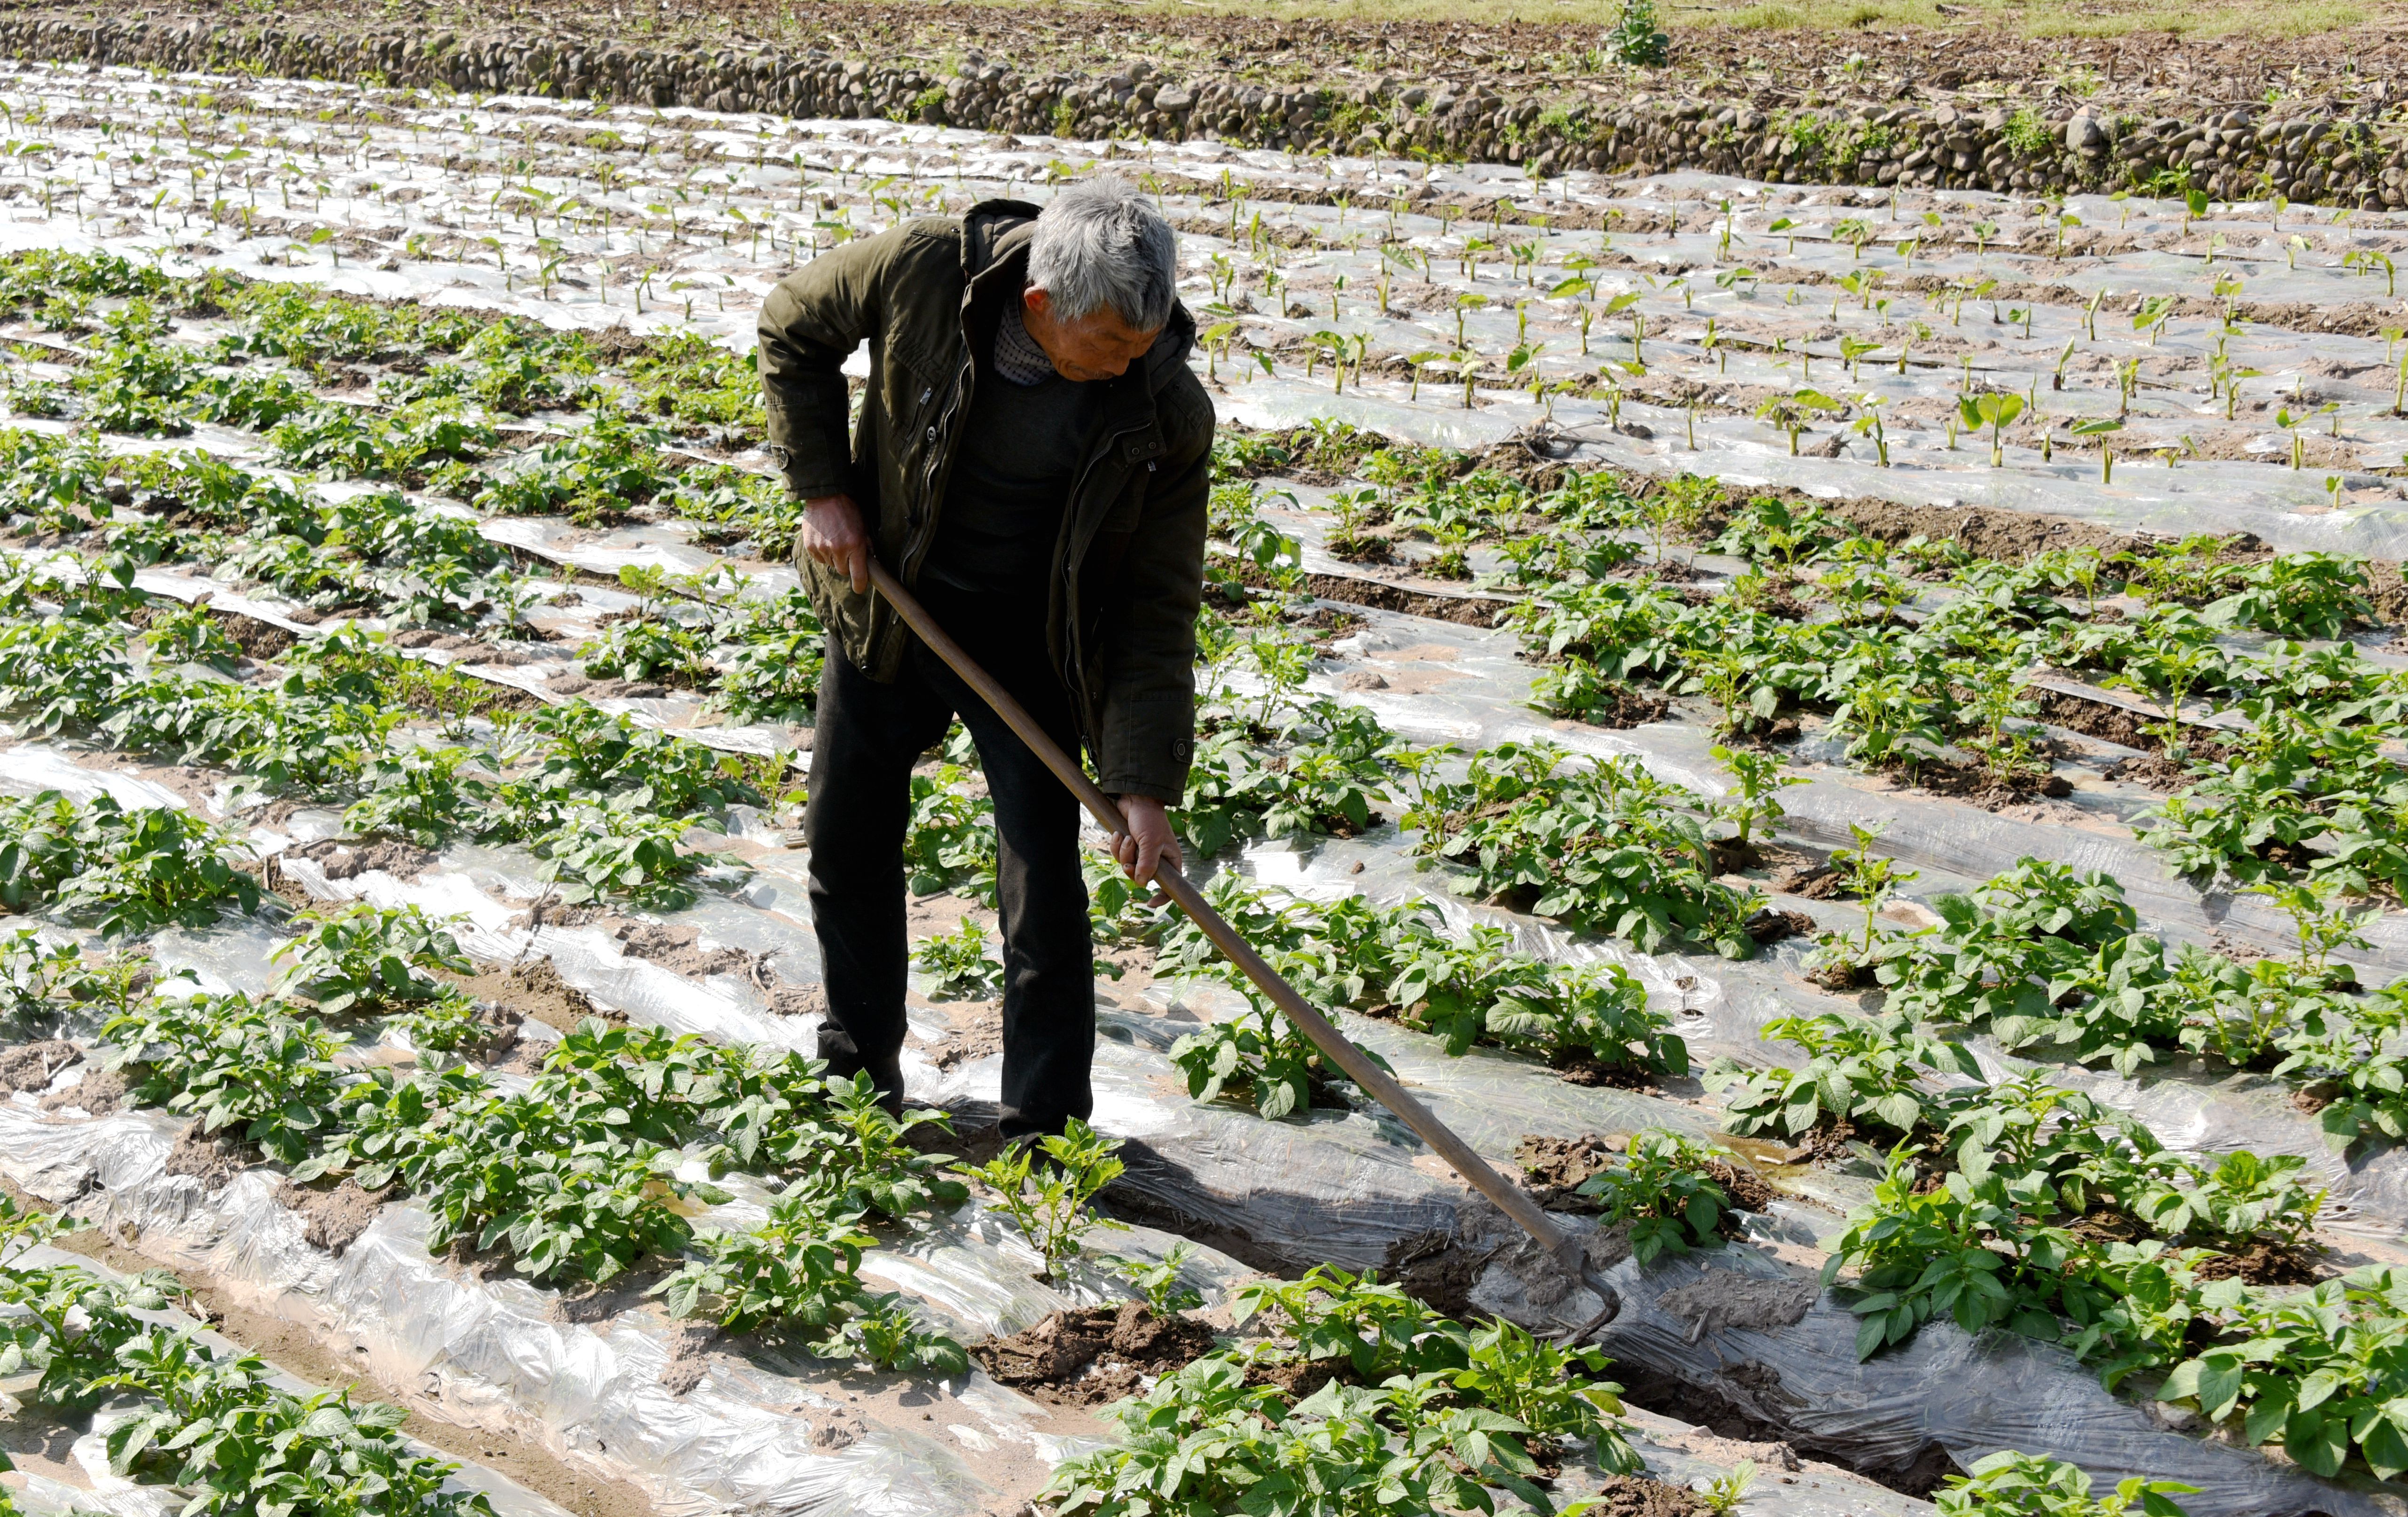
[1574,1475,1707,1517]
[1771,863,1848,900]
[929,999,1005,1072]
[1744,908,1815,947]
[1565,684,1673,730]
[441,957,614,1036]
[162,1128,254,1190]
[1517,1134,1776,1219]
[2103,753,2196,791]
[769,982,828,1019]
[293,836,438,880]
[1895,756,2073,812]
[40,1066,125,1114]
[1548,1047,1665,1091]
[274,1177,394,1256]
[971,1301,1218,1409]
[655,1321,720,1396]
[1298,571,1508,629]
[2192,1238,2331,1287]
[218,610,297,661]
[0,1039,80,1098]
[1241,1354,1359,1403]
[2029,687,2227,763]
[603,918,766,982]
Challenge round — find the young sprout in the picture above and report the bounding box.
[1960,391,2027,467]
[2071,417,2122,482]
[1852,395,1890,467]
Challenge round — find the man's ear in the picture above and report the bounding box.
[1023,286,1053,322]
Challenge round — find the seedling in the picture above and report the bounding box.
[1100,1242,1207,1315]
[1830,821,1916,958]
[965,1118,1127,1281]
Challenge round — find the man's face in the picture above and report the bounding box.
[1022,286,1161,383]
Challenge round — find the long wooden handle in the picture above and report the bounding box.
[864,561,1588,1277]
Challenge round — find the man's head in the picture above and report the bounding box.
[1022,177,1176,383]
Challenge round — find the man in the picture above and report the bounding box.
[758,177,1213,1142]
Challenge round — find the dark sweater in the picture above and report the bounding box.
[920,318,1105,597]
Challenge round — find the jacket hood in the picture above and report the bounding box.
[959,198,1195,397]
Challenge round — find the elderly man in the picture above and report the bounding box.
[758,177,1213,1141]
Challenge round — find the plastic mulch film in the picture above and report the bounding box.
[0,1243,576,1517]
[8,700,2408,1513]
[1472,1231,2401,1517]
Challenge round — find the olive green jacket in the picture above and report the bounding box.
[758,200,1213,802]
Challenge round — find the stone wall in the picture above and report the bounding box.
[9,11,2408,207]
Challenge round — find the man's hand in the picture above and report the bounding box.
[1111,795,1181,887]
[800,492,870,593]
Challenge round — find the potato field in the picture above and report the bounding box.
[6,37,2408,1517]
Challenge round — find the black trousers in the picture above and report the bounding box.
[803,585,1094,1141]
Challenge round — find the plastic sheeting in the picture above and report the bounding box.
[0,1243,576,1517]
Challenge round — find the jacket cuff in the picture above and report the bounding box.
[1104,778,1184,804]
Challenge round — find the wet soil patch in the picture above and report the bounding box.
[1743,907,1815,946]
[1299,572,1509,628]
[294,836,438,880]
[1770,863,1848,900]
[274,1177,394,1256]
[1892,757,2073,811]
[1565,684,1673,730]
[2192,1237,2331,1287]
[0,1039,79,1098]
[972,1301,1217,1408]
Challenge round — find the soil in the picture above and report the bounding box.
[218,610,297,661]
[769,982,828,1019]
[0,1039,79,1098]
[1297,571,1508,629]
[274,1177,395,1256]
[1517,1134,1778,1221]
[40,1066,126,1115]
[1566,684,1673,730]
[1547,1047,1664,1091]
[1743,908,1815,947]
[1240,1354,1358,1403]
[1770,863,1849,901]
[2192,1238,2331,1287]
[655,1321,720,1396]
[1572,1474,1707,1517]
[293,836,438,881]
[971,1300,1218,1409]
[162,1128,254,1190]
[441,956,615,1036]
[1383,1225,1497,1320]
[2103,752,2196,791]
[929,999,1005,1072]
[1894,756,2074,812]
[602,917,766,982]
[1819,496,2141,563]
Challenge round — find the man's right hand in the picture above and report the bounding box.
[800,492,870,593]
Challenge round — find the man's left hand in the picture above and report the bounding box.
[1111,795,1181,887]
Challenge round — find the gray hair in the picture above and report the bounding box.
[1027,177,1177,332]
